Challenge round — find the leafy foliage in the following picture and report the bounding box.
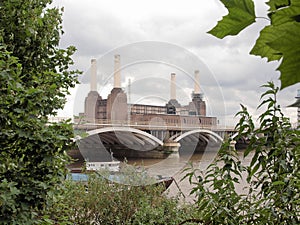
[48,170,192,225]
[183,83,300,224]
[208,0,300,89]
[182,142,248,224]
[0,0,78,223]
[208,0,256,38]
[238,82,300,223]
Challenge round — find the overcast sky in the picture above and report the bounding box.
[53,0,299,127]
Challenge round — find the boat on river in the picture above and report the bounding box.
[85,161,120,172]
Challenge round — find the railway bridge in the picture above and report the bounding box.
[74,120,240,161]
[68,55,246,162]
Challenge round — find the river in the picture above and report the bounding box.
[69,146,253,203]
[126,148,252,203]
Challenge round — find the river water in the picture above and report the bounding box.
[126,148,252,203]
[70,146,253,203]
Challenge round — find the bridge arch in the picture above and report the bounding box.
[87,127,164,146]
[172,129,223,143]
[76,127,166,162]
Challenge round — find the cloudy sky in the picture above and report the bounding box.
[53,0,299,127]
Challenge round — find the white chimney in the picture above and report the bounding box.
[170,73,176,100]
[114,54,121,88]
[194,70,200,94]
[91,59,97,91]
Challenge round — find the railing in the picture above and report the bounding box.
[74,119,235,132]
[47,117,236,132]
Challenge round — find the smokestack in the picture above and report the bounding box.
[170,73,176,100]
[91,59,97,91]
[194,70,200,94]
[114,54,121,88]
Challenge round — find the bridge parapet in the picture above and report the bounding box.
[75,123,218,132]
[74,119,235,132]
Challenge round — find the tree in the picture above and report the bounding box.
[208,0,300,89]
[0,0,79,223]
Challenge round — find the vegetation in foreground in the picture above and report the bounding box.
[1,0,299,224]
[0,0,78,224]
[38,84,300,224]
[208,0,300,89]
[182,83,300,224]
[44,168,194,225]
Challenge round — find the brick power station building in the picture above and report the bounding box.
[78,55,217,128]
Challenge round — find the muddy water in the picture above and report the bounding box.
[126,149,253,203]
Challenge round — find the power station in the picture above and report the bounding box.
[78,55,217,128]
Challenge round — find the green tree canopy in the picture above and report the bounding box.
[0,0,79,223]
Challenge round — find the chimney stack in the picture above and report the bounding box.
[114,54,121,88]
[91,59,97,91]
[170,73,176,100]
[194,70,200,94]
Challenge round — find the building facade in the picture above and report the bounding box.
[78,55,217,128]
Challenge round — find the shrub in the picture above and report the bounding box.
[49,166,194,224]
[182,82,300,224]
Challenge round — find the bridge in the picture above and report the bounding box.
[73,119,240,161]
[65,55,248,161]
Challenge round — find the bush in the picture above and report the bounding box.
[47,166,194,224]
[182,82,300,224]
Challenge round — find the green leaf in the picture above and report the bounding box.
[257,97,273,109]
[244,146,253,157]
[271,0,300,26]
[268,22,300,89]
[272,180,285,186]
[250,152,259,168]
[250,25,282,62]
[251,1,300,88]
[260,87,276,99]
[267,0,290,11]
[208,0,256,38]
[250,162,260,177]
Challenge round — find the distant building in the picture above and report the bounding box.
[289,89,300,127]
[77,55,217,127]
